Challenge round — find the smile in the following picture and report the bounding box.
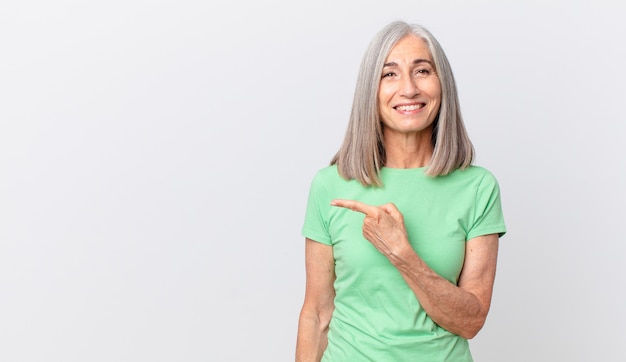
[394,103,425,111]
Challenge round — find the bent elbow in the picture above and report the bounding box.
[456,315,487,340]
[459,327,481,340]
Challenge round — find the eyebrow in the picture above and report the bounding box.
[383,59,434,67]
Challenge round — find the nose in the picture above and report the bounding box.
[399,75,420,98]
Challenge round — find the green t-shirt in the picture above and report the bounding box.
[302,165,506,361]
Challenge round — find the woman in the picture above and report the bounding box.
[296,21,506,361]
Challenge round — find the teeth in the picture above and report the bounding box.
[396,104,423,111]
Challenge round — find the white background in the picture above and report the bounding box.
[1,1,625,361]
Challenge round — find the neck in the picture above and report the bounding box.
[383,131,434,169]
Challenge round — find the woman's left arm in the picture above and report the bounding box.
[394,233,498,339]
[331,199,499,339]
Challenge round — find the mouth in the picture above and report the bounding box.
[394,103,425,111]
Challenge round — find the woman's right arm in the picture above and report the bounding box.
[295,238,335,362]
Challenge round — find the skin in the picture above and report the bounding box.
[296,35,499,361]
[377,34,441,168]
[295,239,335,362]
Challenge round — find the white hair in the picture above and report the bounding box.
[331,21,474,186]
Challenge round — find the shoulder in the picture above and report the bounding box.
[306,165,340,197]
[438,166,502,197]
[458,165,496,177]
[314,164,340,178]
[310,165,343,186]
[451,165,500,184]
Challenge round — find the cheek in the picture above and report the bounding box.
[429,89,442,109]
[433,93,442,106]
[433,84,442,103]
[427,83,442,100]
[377,84,394,103]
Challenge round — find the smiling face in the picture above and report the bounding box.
[378,35,442,139]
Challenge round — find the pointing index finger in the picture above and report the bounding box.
[331,199,378,216]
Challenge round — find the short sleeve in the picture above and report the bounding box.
[301,171,333,245]
[467,171,507,240]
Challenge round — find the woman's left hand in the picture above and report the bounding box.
[331,199,410,257]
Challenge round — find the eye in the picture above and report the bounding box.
[381,71,396,79]
[415,68,432,77]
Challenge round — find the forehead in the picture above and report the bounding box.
[385,35,432,62]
